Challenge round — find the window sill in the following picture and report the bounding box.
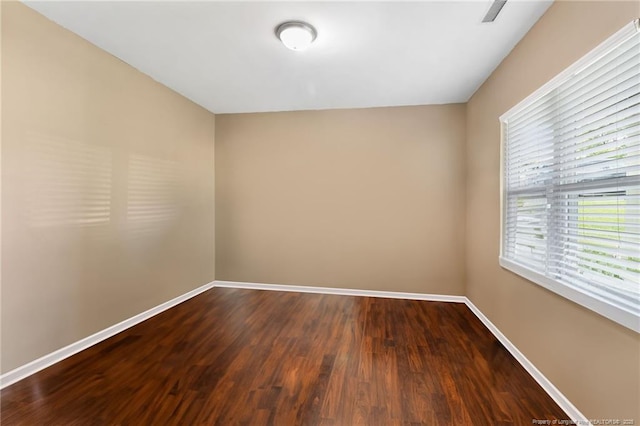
[499,257,639,333]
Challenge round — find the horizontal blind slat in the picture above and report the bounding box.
[502,26,640,322]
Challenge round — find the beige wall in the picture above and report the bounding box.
[3,0,639,419]
[1,3,215,373]
[466,1,640,420]
[215,105,466,295]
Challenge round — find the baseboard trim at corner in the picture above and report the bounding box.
[217,280,586,421]
[463,298,590,424]
[213,280,467,303]
[1,279,587,424]
[0,281,215,390]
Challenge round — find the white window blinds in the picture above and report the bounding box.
[500,20,640,332]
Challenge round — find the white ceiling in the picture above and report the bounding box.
[24,1,553,114]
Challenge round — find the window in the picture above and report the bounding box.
[500,20,640,332]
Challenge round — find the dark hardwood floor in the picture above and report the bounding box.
[1,288,568,425]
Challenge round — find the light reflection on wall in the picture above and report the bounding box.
[126,154,179,235]
[26,132,112,228]
[2,2,216,375]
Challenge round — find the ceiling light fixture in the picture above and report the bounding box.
[276,21,317,51]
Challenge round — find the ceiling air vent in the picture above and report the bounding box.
[482,0,507,23]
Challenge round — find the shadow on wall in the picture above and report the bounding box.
[25,132,112,228]
[0,129,187,371]
[126,154,179,237]
[24,131,180,237]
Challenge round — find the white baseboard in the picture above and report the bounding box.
[0,281,215,390]
[213,280,467,303]
[215,280,588,423]
[1,278,587,424]
[464,298,589,424]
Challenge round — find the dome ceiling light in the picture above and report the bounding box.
[276,21,317,51]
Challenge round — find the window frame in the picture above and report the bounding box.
[499,19,640,333]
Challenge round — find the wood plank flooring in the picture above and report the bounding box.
[1,288,569,425]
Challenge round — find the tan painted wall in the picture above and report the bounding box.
[3,0,639,418]
[466,1,640,420]
[216,105,466,295]
[1,3,215,373]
